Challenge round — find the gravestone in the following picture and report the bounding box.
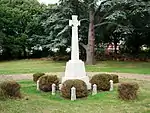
[37,80,40,91]
[62,15,91,89]
[52,83,56,95]
[71,87,76,101]
[109,80,113,91]
[92,84,97,95]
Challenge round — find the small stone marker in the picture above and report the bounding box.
[59,84,62,90]
[71,87,76,101]
[37,80,40,91]
[109,80,113,91]
[92,84,97,95]
[52,83,56,95]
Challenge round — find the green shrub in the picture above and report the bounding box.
[39,75,59,92]
[33,72,45,82]
[111,74,119,83]
[61,79,88,99]
[0,88,6,100]
[90,74,112,91]
[0,81,21,98]
[118,82,139,100]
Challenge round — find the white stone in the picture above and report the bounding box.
[92,84,97,95]
[59,84,62,90]
[62,15,91,89]
[71,87,76,101]
[37,80,40,91]
[52,83,56,95]
[69,15,80,60]
[109,80,113,91]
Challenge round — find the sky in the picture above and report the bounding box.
[38,0,59,5]
[38,0,103,6]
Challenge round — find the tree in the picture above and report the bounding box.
[27,0,150,61]
[111,0,150,54]
[0,0,45,59]
[80,0,128,64]
[33,0,88,56]
[37,0,128,64]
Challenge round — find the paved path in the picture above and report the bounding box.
[0,72,150,81]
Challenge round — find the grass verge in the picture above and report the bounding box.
[0,59,150,75]
[0,79,150,113]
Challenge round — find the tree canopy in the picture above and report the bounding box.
[0,0,150,62]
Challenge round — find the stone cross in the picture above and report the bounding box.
[62,15,91,90]
[37,80,40,91]
[92,84,97,95]
[71,87,76,101]
[52,83,56,95]
[109,80,113,91]
[69,15,80,61]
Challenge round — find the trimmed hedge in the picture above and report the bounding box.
[33,72,45,82]
[0,81,21,99]
[0,88,5,100]
[111,74,119,83]
[90,74,112,91]
[61,79,88,99]
[118,82,139,100]
[39,75,59,92]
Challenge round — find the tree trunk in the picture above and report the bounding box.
[86,11,95,65]
[114,39,117,54]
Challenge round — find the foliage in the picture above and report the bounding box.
[61,79,88,99]
[111,74,119,83]
[0,0,45,60]
[0,0,150,60]
[33,72,45,82]
[116,0,150,54]
[90,73,112,91]
[33,0,89,55]
[39,75,59,92]
[0,88,6,100]
[118,82,139,100]
[35,0,150,63]
[0,81,21,98]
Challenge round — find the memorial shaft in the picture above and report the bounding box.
[71,25,79,60]
[69,15,80,61]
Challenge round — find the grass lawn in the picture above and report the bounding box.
[0,79,150,113]
[0,59,150,75]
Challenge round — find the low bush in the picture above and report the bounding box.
[118,82,139,100]
[111,74,119,83]
[0,88,6,100]
[61,79,88,99]
[90,74,112,91]
[33,72,45,82]
[39,75,59,92]
[0,81,21,99]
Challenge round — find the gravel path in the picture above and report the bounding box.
[0,72,150,81]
